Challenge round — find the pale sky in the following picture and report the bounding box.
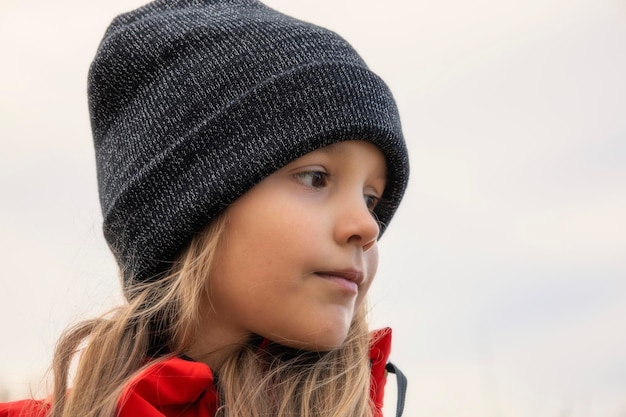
[1,0,625,416]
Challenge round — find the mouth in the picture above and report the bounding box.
[314,270,364,294]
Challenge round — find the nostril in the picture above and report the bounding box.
[336,197,382,247]
[362,239,376,252]
[346,218,379,249]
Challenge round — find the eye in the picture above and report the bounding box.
[293,171,329,188]
[364,194,380,212]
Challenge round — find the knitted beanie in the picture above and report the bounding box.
[89,0,410,288]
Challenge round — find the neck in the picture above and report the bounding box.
[185,325,251,371]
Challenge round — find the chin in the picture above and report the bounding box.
[274,327,351,352]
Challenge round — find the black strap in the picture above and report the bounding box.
[385,362,407,417]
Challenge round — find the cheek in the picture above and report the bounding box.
[367,245,379,275]
[357,245,379,307]
[211,197,309,297]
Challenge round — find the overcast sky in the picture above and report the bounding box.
[1,0,625,416]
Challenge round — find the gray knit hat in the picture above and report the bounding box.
[89,0,409,287]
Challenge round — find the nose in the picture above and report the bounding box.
[334,194,381,250]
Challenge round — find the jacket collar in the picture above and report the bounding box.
[118,329,394,417]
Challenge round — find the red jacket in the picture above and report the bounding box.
[1,329,397,417]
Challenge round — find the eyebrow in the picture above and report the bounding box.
[323,142,388,179]
[318,142,345,155]
[313,142,388,183]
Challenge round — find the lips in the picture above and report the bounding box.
[314,270,364,293]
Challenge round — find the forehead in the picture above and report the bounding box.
[315,140,382,158]
[302,140,387,181]
[317,141,354,156]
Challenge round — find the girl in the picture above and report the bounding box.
[1,0,409,416]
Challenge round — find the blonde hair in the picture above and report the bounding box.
[47,213,374,417]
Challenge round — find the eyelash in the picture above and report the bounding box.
[364,195,380,212]
[293,171,381,212]
[293,171,328,188]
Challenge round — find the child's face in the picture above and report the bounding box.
[201,140,386,352]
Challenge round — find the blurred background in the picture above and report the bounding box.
[1,0,625,416]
